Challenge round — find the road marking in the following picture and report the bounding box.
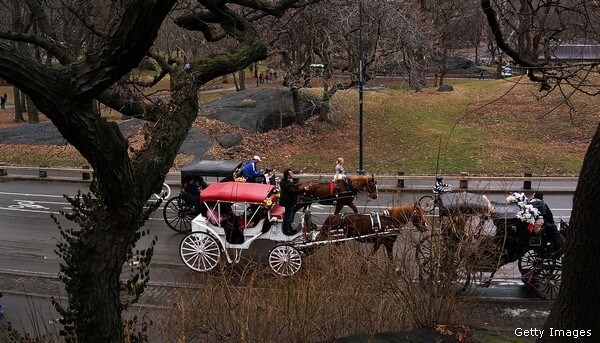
[0,206,57,214]
[0,191,65,198]
[8,200,50,210]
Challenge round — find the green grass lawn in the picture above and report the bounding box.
[1,76,596,175]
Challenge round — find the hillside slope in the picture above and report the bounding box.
[0,77,597,175]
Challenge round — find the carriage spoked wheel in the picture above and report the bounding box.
[163,194,198,233]
[518,250,562,300]
[415,234,472,294]
[179,232,222,272]
[418,195,436,213]
[268,244,302,276]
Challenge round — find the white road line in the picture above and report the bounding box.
[0,191,66,198]
[0,206,58,214]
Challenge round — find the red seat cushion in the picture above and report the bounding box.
[270,205,285,220]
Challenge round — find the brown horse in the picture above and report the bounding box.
[295,175,378,215]
[317,204,428,261]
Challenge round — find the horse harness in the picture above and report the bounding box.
[370,210,393,232]
[328,179,356,196]
[337,211,392,233]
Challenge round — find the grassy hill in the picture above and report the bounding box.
[0,76,597,175]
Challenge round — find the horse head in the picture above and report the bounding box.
[349,175,377,199]
[387,203,428,232]
[411,203,428,232]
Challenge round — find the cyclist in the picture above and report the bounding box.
[433,175,451,197]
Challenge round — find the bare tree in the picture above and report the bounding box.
[481,1,600,339]
[0,0,312,341]
[272,0,438,121]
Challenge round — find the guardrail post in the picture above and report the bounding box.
[397,171,404,188]
[523,172,532,189]
[82,165,91,180]
[0,162,6,176]
[459,172,468,189]
[39,165,48,178]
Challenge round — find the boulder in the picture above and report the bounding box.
[200,88,323,133]
[438,84,454,92]
[215,133,242,148]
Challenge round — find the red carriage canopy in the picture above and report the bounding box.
[200,182,276,204]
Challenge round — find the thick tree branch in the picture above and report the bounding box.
[481,0,551,90]
[0,30,75,65]
[71,0,177,101]
[60,0,109,38]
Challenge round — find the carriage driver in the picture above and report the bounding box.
[279,169,309,235]
[240,155,263,182]
[529,192,565,255]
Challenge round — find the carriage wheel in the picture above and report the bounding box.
[163,195,198,233]
[418,195,436,213]
[415,234,471,293]
[530,263,562,300]
[519,250,562,300]
[268,245,302,276]
[180,232,222,272]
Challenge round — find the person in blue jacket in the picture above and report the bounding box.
[241,155,263,182]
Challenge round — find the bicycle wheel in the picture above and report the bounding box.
[153,183,172,200]
[418,195,436,213]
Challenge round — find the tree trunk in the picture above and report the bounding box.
[13,87,24,122]
[319,67,331,121]
[26,95,39,123]
[238,69,246,90]
[20,91,27,112]
[254,62,259,87]
[540,123,600,341]
[291,88,303,125]
[232,72,240,91]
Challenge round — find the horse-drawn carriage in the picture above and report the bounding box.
[415,191,566,299]
[176,172,437,276]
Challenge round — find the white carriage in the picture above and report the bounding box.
[179,182,306,276]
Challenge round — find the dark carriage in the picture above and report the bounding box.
[416,191,566,300]
[163,160,242,233]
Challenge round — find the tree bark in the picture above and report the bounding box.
[540,123,600,341]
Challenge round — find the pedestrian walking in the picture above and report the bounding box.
[0,93,6,109]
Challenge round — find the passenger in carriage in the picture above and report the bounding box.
[240,155,263,182]
[530,192,565,254]
[184,176,208,198]
[279,169,309,235]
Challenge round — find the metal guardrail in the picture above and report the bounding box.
[0,163,578,192]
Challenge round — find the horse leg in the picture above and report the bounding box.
[384,236,396,262]
[334,203,343,215]
[348,201,358,214]
[371,239,382,256]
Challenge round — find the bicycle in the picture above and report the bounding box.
[418,186,452,213]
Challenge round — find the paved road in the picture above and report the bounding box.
[0,179,570,338]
